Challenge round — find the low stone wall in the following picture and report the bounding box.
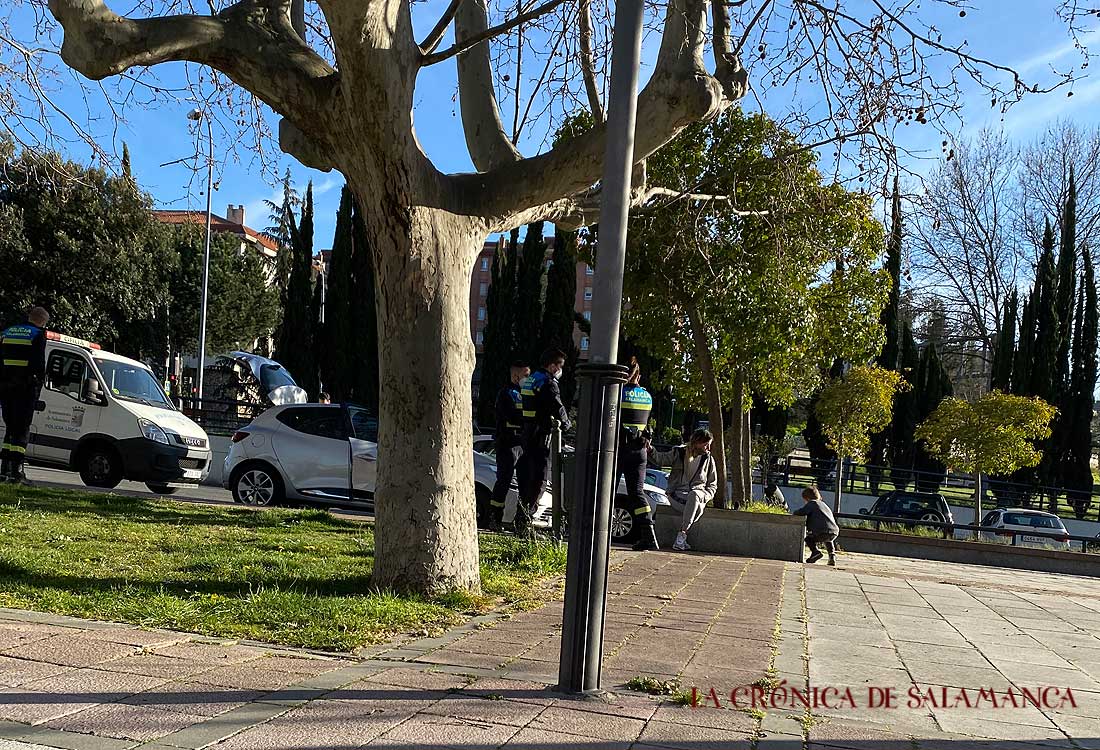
[840,529,1100,577]
[654,507,806,562]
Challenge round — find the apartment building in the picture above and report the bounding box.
[468,234,595,360]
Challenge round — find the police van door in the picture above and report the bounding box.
[32,348,101,466]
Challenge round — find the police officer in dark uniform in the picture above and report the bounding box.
[0,307,49,484]
[489,360,529,531]
[517,348,570,532]
[618,358,656,550]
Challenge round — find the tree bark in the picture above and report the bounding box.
[742,405,751,501]
[683,298,728,508]
[728,373,748,508]
[359,201,485,594]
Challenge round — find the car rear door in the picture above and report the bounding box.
[270,406,350,500]
[347,405,378,504]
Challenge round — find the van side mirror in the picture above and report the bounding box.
[83,378,107,406]
[858,508,869,515]
[34,400,45,412]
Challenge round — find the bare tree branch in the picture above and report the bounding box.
[578,0,604,121]
[422,0,571,66]
[419,0,465,56]
[453,0,523,170]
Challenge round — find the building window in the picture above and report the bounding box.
[580,336,590,351]
[478,307,486,321]
[476,331,484,345]
[586,264,594,275]
[583,310,592,321]
[481,257,490,271]
[479,282,488,296]
[584,287,593,300]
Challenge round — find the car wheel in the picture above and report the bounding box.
[78,444,123,489]
[475,484,492,529]
[146,483,178,495]
[231,464,284,507]
[611,499,638,543]
[919,512,944,523]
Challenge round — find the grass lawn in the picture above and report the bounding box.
[0,483,567,652]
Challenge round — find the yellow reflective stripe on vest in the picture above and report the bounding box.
[632,505,650,515]
[2,359,28,367]
[2,444,26,454]
[1,338,31,345]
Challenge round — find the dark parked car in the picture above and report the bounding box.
[860,490,954,525]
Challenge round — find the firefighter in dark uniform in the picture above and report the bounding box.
[517,348,570,532]
[0,307,49,484]
[489,361,529,531]
[618,359,656,550]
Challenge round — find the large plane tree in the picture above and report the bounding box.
[42,0,1086,593]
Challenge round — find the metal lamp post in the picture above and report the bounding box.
[558,0,645,695]
[187,108,213,402]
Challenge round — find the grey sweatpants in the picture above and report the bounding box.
[667,489,707,532]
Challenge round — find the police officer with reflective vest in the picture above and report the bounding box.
[0,307,49,484]
[517,348,570,532]
[618,359,656,550]
[489,360,529,531]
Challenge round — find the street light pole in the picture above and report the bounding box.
[558,0,645,695]
[188,109,213,402]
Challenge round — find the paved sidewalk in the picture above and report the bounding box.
[0,549,1098,748]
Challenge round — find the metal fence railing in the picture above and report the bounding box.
[173,396,269,436]
[757,455,1100,523]
[835,512,1100,554]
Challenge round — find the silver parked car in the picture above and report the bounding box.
[224,404,552,527]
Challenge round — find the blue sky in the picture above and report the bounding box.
[14,1,1100,248]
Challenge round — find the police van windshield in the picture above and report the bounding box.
[96,359,173,409]
[260,364,297,392]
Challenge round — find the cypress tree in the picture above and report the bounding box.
[890,323,920,490]
[347,197,379,412]
[539,228,581,407]
[477,235,520,427]
[990,290,1017,392]
[319,186,354,401]
[514,222,548,364]
[1030,220,1060,405]
[913,343,953,492]
[1067,246,1098,518]
[1055,166,1078,388]
[274,181,318,397]
[1012,291,1036,396]
[869,177,903,493]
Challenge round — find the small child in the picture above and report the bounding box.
[792,486,839,565]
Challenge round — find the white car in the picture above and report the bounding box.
[979,508,1071,550]
[224,405,552,527]
[472,435,671,542]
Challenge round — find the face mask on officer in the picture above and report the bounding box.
[549,360,565,379]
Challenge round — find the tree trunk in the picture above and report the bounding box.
[833,441,844,514]
[683,299,728,507]
[742,405,751,501]
[360,201,484,594]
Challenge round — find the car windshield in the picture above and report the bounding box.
[95,359,172,408]
[260,364,297,392]
[1004,513,1061,529]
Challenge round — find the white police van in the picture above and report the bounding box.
[0,332,212,493]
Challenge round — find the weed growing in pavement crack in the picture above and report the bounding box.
[626,676,682,696]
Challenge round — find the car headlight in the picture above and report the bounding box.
[644,489,670,507]
[139,418,169,445]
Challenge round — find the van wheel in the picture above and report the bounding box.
[231,464,284,507]
[79,445,123,489]
[146,483,178,495]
